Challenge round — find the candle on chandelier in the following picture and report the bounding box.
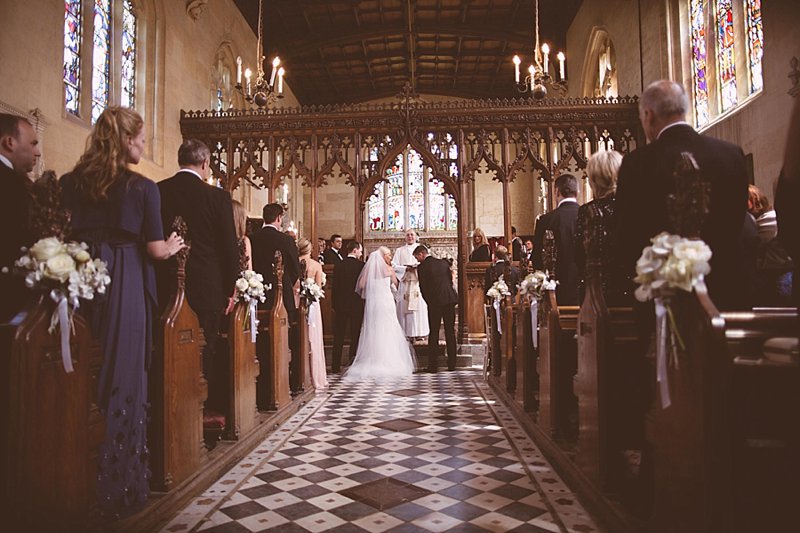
[236,56,242,85]
[557,52,566,81]
[513,55,521,84]
[270,56,281,87]
[541,44,550,76]
[244,68,252,95]
[528,65,536,86]
[278,67,285,94]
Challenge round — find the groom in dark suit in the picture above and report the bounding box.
[251,203,301,315]
[157,139,239,405]
[532,173,580,305]
[415,246,458,372]
[332,241,364,372]
[614,80,749,310]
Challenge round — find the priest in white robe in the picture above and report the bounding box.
[392,229,430,338]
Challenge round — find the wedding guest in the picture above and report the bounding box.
[575,149,622,304]
[532,173,580,305]
[317,237,327,264]
[297,238,327,389]
[415,246,459,372]
[469,227,491,261]
[332,240,364,372]
[323,233,344,264]
[484,245,521,296]
[776,96,800,311]
[614,80,749,310]
[250,203,301,315]
[510,226,524,262]
[524,238,534,263]
[157,139,239,410]
[60,107,184,519]
[231,199,252,271]
[0,113,40,322]
[392,229,429,340]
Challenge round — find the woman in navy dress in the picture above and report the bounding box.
[61,107,183,519]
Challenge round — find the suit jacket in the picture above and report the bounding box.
[614,124,749,309]
[417,256,458,307]
[157,171,239,312]
[511,237,524,262]
[484,260,521,296]
[323,247,344,265]
[532,200,580,305]
[251,224,301,313]
[333,256,364,313]
[0,163,32,322]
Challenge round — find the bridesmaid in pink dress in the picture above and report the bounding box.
[297,238,328,390]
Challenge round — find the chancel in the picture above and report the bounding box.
[1,1,798,531]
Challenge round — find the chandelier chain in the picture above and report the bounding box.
[257,0,265,79]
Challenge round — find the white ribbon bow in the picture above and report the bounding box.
[249,299,258,343]
[530,299,539,349]
[50,290,75,374]
[493,299,502,335]
[655,297,670,409]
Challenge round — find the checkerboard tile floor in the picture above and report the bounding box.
[162,370,601,532]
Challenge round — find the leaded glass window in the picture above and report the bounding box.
[92,0,112,123]
[745,0,763,94]
[120,0,137,108]
[715,0,737,112]
[690,0,710,126]
[366,147,458,233]
[63,0,83,115]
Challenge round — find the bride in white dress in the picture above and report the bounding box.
[343,247,416,381]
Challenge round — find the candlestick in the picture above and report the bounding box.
[244,68,252,95]
[528,65,536,86]
[236,56,242,85]
[557,52,566,81]
[277,67,285,94]
[513,55,521,84]
[541,44,549,76]
[270,56,281,87]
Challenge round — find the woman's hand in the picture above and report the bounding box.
[166,231,186,257]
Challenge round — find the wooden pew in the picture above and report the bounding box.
[150,235,208,492]
[3,296,104,530]
[290,261,311,396]
[646,287,799,532]
[225,299,260,440]
[536,288,580,439]
[574,276,641,490]
[515,297,539,412]
[256,251,291,411]
[465,262,493,340]
[321,264,335,345]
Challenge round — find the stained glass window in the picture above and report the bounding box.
[745,0,763,94]
[448,197,458,230]
[120,0,137,108]
[91,0,112,123]
[428,178,446,231]
[716,0,737,112]
[368,183,384,231]
[386,156,405,231]
[690,0,710,126]
[407,151,425,230]
[63,0,82,115]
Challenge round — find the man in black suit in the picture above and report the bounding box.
[332,241,364,372]
[524,238,534,263]
[0,114,40,323]
[323,233,344,265]
[532,174,580,305]
[510,226,524,262]
[614,80,749,310]
[415,246,459,372]
[484,245,521,296]
[251,203,301,315]
[157,139,239,404]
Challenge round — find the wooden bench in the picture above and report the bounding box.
[256,251,291,411]
[150,238,208,492]
[290,261,311,395]
[2,296,104,530]
[225,298,260,440]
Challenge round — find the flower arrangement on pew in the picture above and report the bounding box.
[486,276,513,335]
[634,231,712,408]
[299,274,325,306]
[233,270,269,342]
[11,236,111,372]
[517,270,556,348]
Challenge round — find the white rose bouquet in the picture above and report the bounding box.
[299,276,325,306]
[486,276,511,303]
[633,231,712,409]
[10,237,111,373]
[233,270,270,343]
[518,270,557,300]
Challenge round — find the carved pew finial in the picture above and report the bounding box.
[543,229,556,276]
[172,216,190,289]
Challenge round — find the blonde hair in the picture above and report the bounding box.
[297,237,312,257]
[473,227,488,247]
[586,150,622,198]
[71,106,144,201]
[231,199,247,239]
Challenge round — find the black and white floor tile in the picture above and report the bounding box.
[162,370,601,532]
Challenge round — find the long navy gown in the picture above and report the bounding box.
[61,171,163,518]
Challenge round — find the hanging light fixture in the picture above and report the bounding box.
[512,0,567,99]
[234,0,285,108]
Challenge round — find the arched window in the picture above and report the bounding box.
[63,0,139,123]
[366,147,458,233]
[688,0,763,128]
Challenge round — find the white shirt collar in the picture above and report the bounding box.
[557,197,578,208]
[656,121,692,140]
[264,222,281,231]
[0,154,13,170]
[180,168,205,181]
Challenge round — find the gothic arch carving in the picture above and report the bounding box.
[317,133,357,187]
[272,136,313,188]
[507,128,551,182]
[580,27,618,99]
[463,129,506,182]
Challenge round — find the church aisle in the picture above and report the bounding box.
[162,370,601,532]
